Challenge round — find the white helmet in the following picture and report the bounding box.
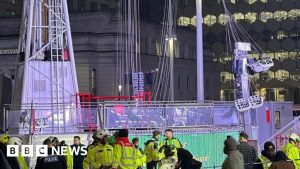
[96,130,110,139]
[7,136,22,145]
[289,133,299,142]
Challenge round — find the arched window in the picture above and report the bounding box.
[191,16,196,26]
[245,12,257,23]
[218,14,228,25]
[260,11,273,22]
[177,17,190,26]
[288,9,300,20]
[275,51,289,61]
[233,13,244,22]
[274,10,288,21]
[204,15,217,26]
[275,69,289,81]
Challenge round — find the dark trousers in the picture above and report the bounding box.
[146,161,158,169]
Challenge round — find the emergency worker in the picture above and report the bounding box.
[144,130,161,169]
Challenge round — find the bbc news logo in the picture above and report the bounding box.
[7,145,87,157]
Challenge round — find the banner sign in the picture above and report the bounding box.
[129,131,240,168]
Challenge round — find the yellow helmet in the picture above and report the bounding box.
[0,133,10,144]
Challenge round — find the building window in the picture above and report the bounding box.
[178,17,190,26]
[275,51,289,61]
[289,28,300,41]
[156,40,162,56]
[244,0,257,4]
[245,12,257,23]
[260,11,273,23]
[260,0,267,3]
[220,71,233,83]
[274,11,288,21]
[276,30,288,40]
[218,14,228,25]
[275,70,289,81]
[288,9,300,20]
[191,16,197,26]
[204,15,217,26]
[290,74,300,81]
[263,52,275,59]
[233,13,245,22]
[289,51,298,60]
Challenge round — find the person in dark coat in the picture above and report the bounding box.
[0,148,12,169]
[254,141,275,169]
[269,150,295,169]
[222,136,244,169]
[0,142,20,169]
[35,139,67,169]
[70,136,86,169]
[237,132,257,169]
[176,148,202,169]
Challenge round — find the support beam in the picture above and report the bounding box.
[196,0,204,101]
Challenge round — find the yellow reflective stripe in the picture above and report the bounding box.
[258,156,271,169]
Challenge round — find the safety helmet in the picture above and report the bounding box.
[96,130,109,139]
[7,136,22,145]
[289,133,300,142]
[0,133,10,144]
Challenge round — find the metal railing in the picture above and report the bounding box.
[3,101,241,135]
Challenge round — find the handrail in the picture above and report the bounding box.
[259,115,300,149]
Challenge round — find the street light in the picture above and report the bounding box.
[118,85,122,101]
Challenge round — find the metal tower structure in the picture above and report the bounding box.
[12,0,79,133]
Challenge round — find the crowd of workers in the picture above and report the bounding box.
[222,132,300,169]
[0,129,300,169]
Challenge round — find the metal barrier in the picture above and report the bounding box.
[3,101,241,134]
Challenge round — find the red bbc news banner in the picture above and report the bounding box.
[266,109,271,123]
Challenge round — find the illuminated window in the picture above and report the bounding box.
[245,12,257,23]
[275,69,289,81]
[288,9,300,20]
[260,11,273,22]
[156,40,162,56]
[263,52,275,59]
[276,30,288,40]
[253,73,260,80]
[290,28,300,41]
[218,14,228,25]
[289,51,298,60]
[220,72,233,83]
[260,0,267,3]
[274,11,288,21]
[230,0,236,4]
[275,51,289,60]
[204,15,217,26]
[261,70,274,81]
[233,13,244,21]
[178,17,190,26]
[245,0,257,4]
[290,74,300,81]
[191,16,197,26]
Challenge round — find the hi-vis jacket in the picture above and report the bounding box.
[282,142,300,169]
[83,144,96,169]
[144,137,161,163]
[112,137,144,169]
[89,143,113,169]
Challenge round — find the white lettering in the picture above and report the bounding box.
[0,49,18,55]
[80,146,87,156]
[7,145,18,157]
[60,146,68,156]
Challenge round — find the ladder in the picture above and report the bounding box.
[49,0,65,132]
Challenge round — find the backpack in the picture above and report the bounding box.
[191,159,202,169]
